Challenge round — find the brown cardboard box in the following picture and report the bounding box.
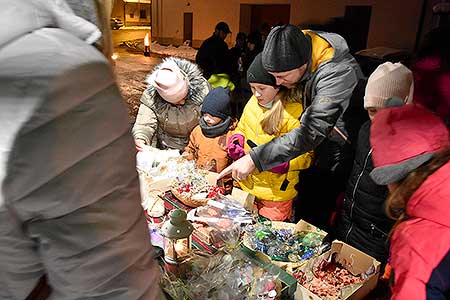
[230,187,255,212]
[294,240,381,300]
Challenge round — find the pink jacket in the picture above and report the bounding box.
[390,161,450,300]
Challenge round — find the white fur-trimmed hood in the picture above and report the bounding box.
[142,56,210,108]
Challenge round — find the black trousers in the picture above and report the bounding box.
[295,138,354,232]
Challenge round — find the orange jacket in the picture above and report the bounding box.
[184,125,233,173]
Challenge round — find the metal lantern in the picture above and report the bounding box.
[161,209,194,264]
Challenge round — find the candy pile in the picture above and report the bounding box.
[295,255,364,300]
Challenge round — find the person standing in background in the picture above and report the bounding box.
[195,21,232,80]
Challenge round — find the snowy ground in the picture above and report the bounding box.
[149,41,197,61]
[121,39,198,61]
[114,40,198,122]
[113,47,162,122]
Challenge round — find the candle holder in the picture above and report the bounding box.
[161,209,193,265]
[144,33,150,57]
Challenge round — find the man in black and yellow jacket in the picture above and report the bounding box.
[219,25,363,229]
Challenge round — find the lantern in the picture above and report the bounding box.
[161,209,193,264]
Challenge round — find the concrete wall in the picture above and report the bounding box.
[290,0,422,51]
[112,2,151,26]
[152,0,292,47]
[153,0,423,51]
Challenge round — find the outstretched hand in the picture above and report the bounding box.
[134,139,147,152]
[217,154,256,181]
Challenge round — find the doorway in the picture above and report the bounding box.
[344,6,372,53]
[183,12,193,45]
[239,4,290,37]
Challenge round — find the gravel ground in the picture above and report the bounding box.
[113,46,162,123]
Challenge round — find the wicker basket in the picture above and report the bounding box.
[171,189,209,208]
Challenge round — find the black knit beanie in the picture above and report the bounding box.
[201,87,231,120]
[247,53,276,86]
[262,24,311,72]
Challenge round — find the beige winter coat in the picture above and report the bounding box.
[132,57,211,150]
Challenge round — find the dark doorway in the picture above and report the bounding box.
[183,12,193,45]
[239,4,290,36]
[344,6,372,53]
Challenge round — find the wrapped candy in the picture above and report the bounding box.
[244,222,326,263]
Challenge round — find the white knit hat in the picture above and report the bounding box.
[364,62,414,109]
[149,60,189,104]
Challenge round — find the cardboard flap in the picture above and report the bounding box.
[295,220,327,236]
[230,187,255,211]
[330,241,380,276]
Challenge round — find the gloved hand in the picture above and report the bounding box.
[227,134,246,161]
[269,162,289,174]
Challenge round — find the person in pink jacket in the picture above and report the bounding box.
[369,104,450,300]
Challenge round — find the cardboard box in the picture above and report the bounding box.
[243,220,328,273]
[294,240,381,300]
[230,187,255,212]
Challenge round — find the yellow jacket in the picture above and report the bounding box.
[208,73,235,91]
[233,96,313,201]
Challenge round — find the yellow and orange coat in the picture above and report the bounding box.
[233,96,314,201]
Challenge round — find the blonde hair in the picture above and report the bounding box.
[260,86,303,135]
[93,0,114,62]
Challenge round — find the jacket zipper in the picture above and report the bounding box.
[345,148,373,242]
[370,223,389,238]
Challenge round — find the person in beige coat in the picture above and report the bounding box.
[0,1,163,299]
[133,57,211,151]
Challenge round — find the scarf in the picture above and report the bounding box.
[199,116,232,138]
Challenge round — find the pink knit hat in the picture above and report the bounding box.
[149,60,189,104]
[370,104,449,185]
[364,62,414,109]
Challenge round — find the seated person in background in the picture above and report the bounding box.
[132,57,210,151]
[184,87,236,173]
[228,54,313,221]
[334,62,414,265]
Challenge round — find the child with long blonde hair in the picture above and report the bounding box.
[227,54,313,221]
